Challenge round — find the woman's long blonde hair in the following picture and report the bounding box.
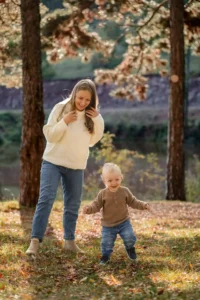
[58,79,99,134]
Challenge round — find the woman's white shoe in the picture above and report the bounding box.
[64,240,84,253]
[26,238,39,256]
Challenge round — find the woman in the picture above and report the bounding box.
[26,79,104,256]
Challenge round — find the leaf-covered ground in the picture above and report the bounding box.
[0,200,200,300]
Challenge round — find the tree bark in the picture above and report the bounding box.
[20,0,45,207]
[166,0,186,200]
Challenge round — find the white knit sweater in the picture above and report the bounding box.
[42,98,104,169]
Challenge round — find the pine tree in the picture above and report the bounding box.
[166,0,185,200]
[19,0,44,206]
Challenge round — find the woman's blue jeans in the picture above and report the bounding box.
[31,160,84,242]
[101,219,136,257]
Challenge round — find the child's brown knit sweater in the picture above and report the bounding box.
[85,186,148,227]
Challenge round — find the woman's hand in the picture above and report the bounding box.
[63,111,77,125]
[86,107,99,119]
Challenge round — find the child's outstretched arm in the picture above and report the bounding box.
[126,187,151,210]
[82,191,103,214]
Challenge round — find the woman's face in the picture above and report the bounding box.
[75,89,92,111]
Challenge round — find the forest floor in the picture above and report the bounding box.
[0,200,200,300]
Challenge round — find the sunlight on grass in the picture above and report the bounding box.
[101,274,122,286]
[0,200,19,211]
[149,269,200,290]
[52,200,64,211]
[0,200,200,299]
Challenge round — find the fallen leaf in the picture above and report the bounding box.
[80,277,88,282]
[22,294,32,300]
[158,288,165,295]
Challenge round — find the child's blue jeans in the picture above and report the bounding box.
[31,160,84,242]
[101,219,136,258]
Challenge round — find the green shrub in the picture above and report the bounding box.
[83,132,165,200]
[0,136,4,146]
[0,112,22,146]
[186,156,200,202]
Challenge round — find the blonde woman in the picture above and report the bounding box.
[26,79,104,256]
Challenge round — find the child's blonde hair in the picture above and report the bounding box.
[101,163,122,178]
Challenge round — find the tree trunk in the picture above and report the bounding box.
[20,0,45,207]
[166,0,186,200]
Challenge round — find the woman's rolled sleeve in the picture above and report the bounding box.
[43,105,67,143]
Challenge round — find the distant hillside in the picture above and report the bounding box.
[0,75,199,111]
[0,75,200,153]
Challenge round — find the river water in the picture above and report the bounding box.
[0,141,199,201]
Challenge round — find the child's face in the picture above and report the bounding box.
[75,90,91,111]
[102,171,123,192]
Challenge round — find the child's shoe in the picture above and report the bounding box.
[99,255,109,265]
[126,246,137,261]
[64,240,84,253]
[26,238,39,256]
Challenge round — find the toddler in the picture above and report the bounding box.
[83,163,150,264]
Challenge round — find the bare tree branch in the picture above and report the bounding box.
[10,0,20,7]
[106,27,127,57]
[136,31,144,74]
[185,0,200,9]
[138,0,168,32]
[110,0,168,69]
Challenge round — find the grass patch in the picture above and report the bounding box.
[0,200,200,299]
